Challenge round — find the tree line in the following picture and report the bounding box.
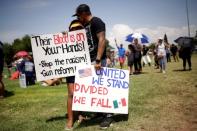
[2,32,197,66]
[2,35,32,65]
[2,35,112,66]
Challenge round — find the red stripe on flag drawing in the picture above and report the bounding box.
[121,98,127,106]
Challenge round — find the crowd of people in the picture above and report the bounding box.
[4,54,63,87]
[0,3,195,131]
[110,37,193,75]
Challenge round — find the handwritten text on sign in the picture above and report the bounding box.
[31,29,91,81]
[72,65,130,114]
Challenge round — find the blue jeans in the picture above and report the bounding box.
[159,57,166,71]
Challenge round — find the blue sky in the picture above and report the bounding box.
[0,0,197,45]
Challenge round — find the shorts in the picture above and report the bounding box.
[66,76,75,83]
[128,61,134,66]
[119,57,125,64]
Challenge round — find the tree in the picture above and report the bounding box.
[22,35,32,52]
[105,39,115,50]
[164,34,168,43]
[148,43,156,49]
[12,38,23,54]
[2,35,32,65]
[12,35,32,54]
[2,43,14,65]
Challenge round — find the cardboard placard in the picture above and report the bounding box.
[31,29,91,81]
[72,65,130,114]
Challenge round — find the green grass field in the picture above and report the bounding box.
[0,55,197,131]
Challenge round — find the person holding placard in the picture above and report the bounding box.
[72,4,113,129]
[65,19,85,130]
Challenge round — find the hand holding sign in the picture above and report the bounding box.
[72,65,130,114]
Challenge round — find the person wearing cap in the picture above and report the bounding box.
[115,39,126,69]
[73,4,106,67]
[72,4,114,130]
[157,38,167,73]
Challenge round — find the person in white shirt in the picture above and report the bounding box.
[157,38,167,73]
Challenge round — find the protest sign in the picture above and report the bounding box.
[142,55,151,65]
[19,74,27,88]
[31,29,91,81]
[72,65,130,114]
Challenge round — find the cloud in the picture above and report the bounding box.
[2,23,196,46]
[0,30,26,43]
[107,24,133,49]
[107,24,197,48]
[22,0,51,9]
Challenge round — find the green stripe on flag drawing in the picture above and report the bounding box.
[113,100,118,108]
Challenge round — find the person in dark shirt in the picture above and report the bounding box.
[0,41,5,98]
[179,45,193,71]
[73,4,106,66]
[142,45,149,56]
[133,38,142,73]
[126,44,135,75]
[142,45,151,67]
[170,44,179,62]
[72,4,113,130]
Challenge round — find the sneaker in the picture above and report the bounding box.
[65,125,73,131]
[64,127,73,131]
[41,82,48,86]
[100,117,113,130]
[162,70,166,74]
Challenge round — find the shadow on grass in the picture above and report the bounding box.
[46,113,129,129]
[46,114,67,122]
[75,114,129,129]
[4,90,14,97]
[133,72,149,75]
[173,69,191,72]
[140,72,149,74]
[75,115,103,129]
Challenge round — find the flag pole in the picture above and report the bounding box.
[186,0,190,37]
